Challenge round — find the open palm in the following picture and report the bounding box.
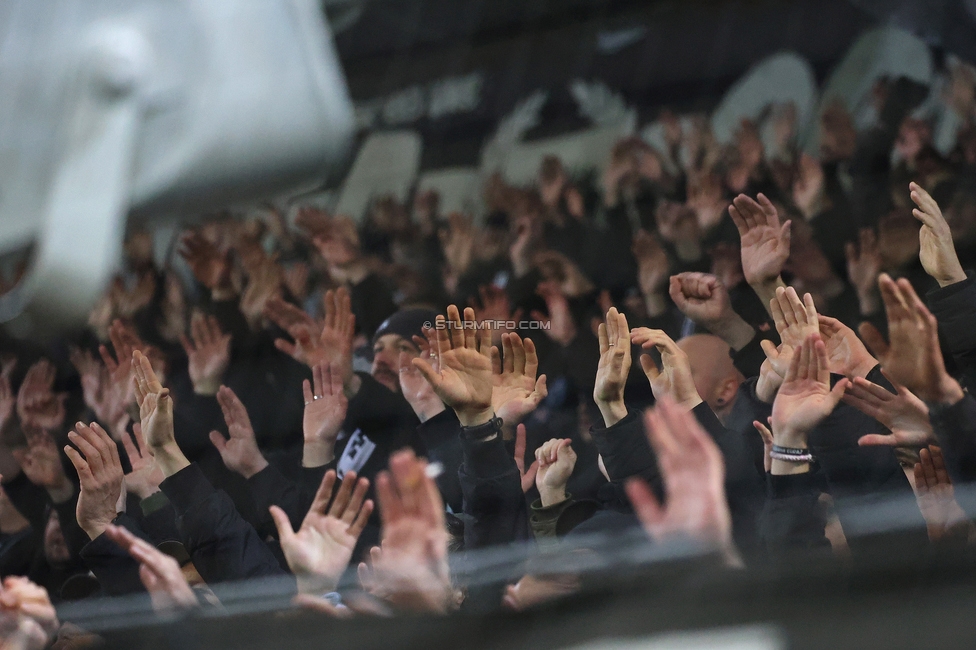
[771,334,848,443]
[491,333,547,424]
[271,470,372,594]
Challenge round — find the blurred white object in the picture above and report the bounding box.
[710,52,817,149]
[334,130,422,221]
[417,168,483,220]
[0,0,354,334]
[801,25,933,154]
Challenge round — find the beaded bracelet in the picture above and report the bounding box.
[769,450,815,463]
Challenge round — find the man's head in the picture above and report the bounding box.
[372,308,439,392]
[677,334,744,421]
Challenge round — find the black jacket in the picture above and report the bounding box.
[160,464,286,586]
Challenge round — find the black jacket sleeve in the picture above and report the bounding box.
[246,462,332,531]
[458,417,528,549]
[929,394,976,485]
[759,470,830,559]
[415,409,463,514]
[590,411,663,502]
[79,514,152,596]
[928,272,976,388]
[807,377,927,553]
[160,463,286,584]
[691,402,765,559]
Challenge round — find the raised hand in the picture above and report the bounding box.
[593,308,631,427]
[531,282,577,347]
[490,333,548,425]
[317,288,356,389]
[11,430,73,504]
[265,296,323,362]
[913,446,971,542]
[70,347,115,428]
[121,424,164,500]
[364,450,453,614]
[755,340,793,404]
[270,470,373,595]
[103,524,198,611]
[0,576,59,648]
[534,439,576,507]
[15,360,66,432]
[63,422,124,540]
[180,312,231,396]
[624,398,737,564]
[98,320,149,433]
[210,386,268,479]
[239,258,283,327]
[859,274,964,404]
[0,360,15,441]
[910,182,967,287]
[769,286,819,349]
[630,328,703,411]
[845,376,933,448]
[792,153,826,217]
[668,273,754,350]
[753,419,774,473]
[132,350,187,478]
[412,306,494,427]
[728,193,791,287]
[302,362,348,468]
[771,334,849,450]
[632,230,670,314]
[845,229,882,315]
[399,329,446,423]
[514,423,540,494]
[817,315,877,379]
[178,230,230,292]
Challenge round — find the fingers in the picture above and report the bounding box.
[597,322,609,355]
[269,505,296,544]
[309,470,338,515]
[489,345,502,376]
[208,430,228,454]
[510,335,526,376]
[121,426,141,463]
[753,420,773,447]
[858,433,896,447]
[514,423,527,474]
[312,362,324,398]
[302,379,314,405]
[639,354,661,383]
[501,333,515,375]
[523,338,539,380]
[445,305,464,350]
[63,445,91,479]
[327,470,358,518]
[624,477,664,530]
[858,322,890,361]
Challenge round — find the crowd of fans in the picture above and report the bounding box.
[2,57,976,647]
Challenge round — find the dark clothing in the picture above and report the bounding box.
[759,470,830,559]
[160,464,285,586]
[929,394,976,486]
[459,417,529,550]
[415,409,463,514]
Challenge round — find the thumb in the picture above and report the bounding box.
[208,430,228,454]
[829,377,850,405]
[760,339,778,361]
[858,322,889,360]
[780,220,792,248]
[269,505,296,543]
[411,357,440,388]
[639,354,661,381]
[858,434,895,447]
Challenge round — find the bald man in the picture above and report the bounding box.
[677,334,744,423]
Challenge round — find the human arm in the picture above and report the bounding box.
[208,386,268,479]
[727,193,790,318]
[592,307,632,427]
[910,182,967,288]
[668,273,756,352]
